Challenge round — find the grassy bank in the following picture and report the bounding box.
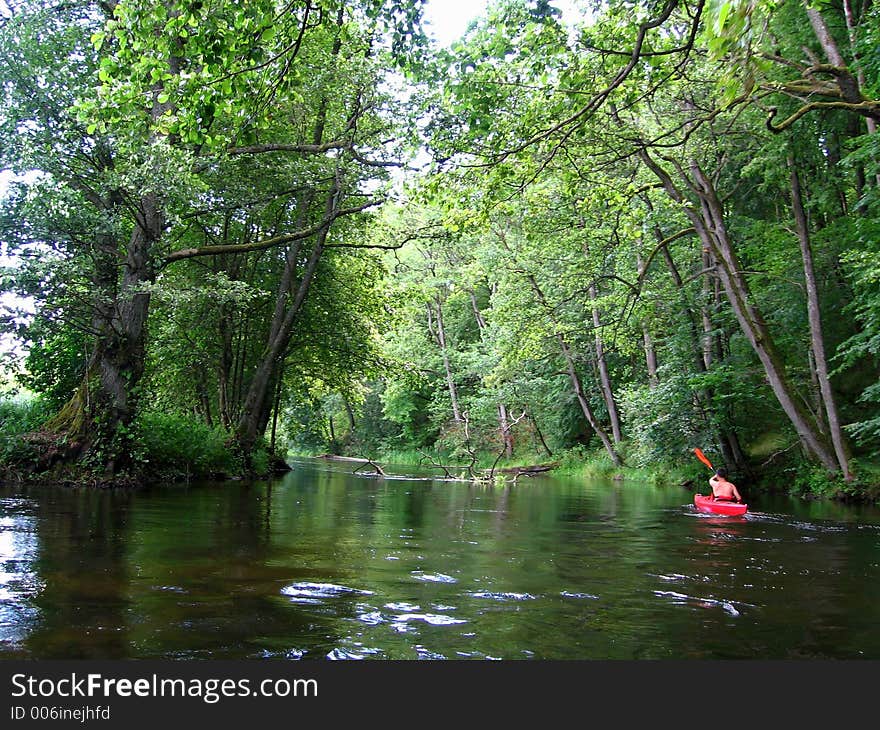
[291,440,880,504]
[1,396,277,485]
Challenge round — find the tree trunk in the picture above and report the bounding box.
[701,249,715,369]
[558,335,623,465]
[671,159,840,470]
[531,413,554,457]
[469,288,514,456]
[805,4,863,105]
[789,158,853,479]
[343,395,356,433]
[426,296,463,423]
[196,369,213,428]
[234,230,326,457]
[469,290,487,330]
[328,415,337,452]
[45,196,162,475]
[635,253,659,387]
[841,0,880,187]
[269,357,285,453]
[636,257,660,387]
[235,178,339,458]
[645,200,750,473]
[218,305,234,430]
[496,233,622,465]
[521,272,621,464]
[589,284,623,442]
[642,328,659,388]
[234,9,350,461]
[498,403,514,458]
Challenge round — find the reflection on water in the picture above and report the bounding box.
[1,458,880,660]
[0,503,42,653]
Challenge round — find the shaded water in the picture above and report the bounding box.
[2,457,880,660]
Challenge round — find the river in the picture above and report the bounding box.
[2,456,880,660]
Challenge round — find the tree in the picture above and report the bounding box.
[0,0,426,476]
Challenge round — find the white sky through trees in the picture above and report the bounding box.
[423,0,490,46]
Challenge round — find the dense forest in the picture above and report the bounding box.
[1,0,878,501]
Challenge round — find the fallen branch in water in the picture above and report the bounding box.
[353,458,387,477]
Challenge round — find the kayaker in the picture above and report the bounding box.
[709,468,743,503]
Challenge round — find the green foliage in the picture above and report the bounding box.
[836,221,880,454]
[0,396,51,462]
[133,410,239,480]
[3,0,879,501]
[18,321,89,412]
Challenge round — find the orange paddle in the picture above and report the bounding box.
[693,447,714,471]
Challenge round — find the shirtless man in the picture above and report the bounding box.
[709,468,743,503]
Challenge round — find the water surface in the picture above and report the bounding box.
[2,457,880,659]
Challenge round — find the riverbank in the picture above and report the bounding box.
[299,444,880,504]
[0,400,290,488]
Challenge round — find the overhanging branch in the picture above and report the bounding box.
[162,200,378,265]
[766,100,880,132]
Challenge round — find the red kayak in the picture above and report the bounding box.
[694,494,748,516]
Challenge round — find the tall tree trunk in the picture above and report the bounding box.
[588,284,623,442]
[805,4,863,106]
[530,413,554,458]
[196,369,213,428]
[234,7,349,461]
[343,395,357,433]
[692,162,837,469]
[558,335,622,465]
[495,230,621,464]
[469,288,514,456]
[789,158,853,479]
[328,415,337,452]
[218,307,234,430]
[269,358,285,453]
[234,210,330,456]
[645,199,747,472]
[426,296,463,423]
[642,327,659,388]
[46,196,162,475]
[841,0,880,187]
[643,153,839,470]
[523,275,621,465]
[497,403,514,458]
[701,249,715,369]
[645,195,713,380]
[41,26,193,475]
[637,252,659,387]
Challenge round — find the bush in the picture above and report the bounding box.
[0,396,51,462]
[134,411,239,479]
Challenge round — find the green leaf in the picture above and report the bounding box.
[715,1,733,34]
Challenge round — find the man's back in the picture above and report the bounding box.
[709,470,742,502]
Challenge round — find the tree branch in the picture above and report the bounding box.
[766,100,880,132]
[162,200,378,265]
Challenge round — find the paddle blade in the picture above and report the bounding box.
[693,448,714,470]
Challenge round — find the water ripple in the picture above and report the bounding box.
[391,614,467,632]
[559,591,599,600]
[411,571,457,584]
[468,591,539,601]
[327,647,366,660]
[280,582,373,603]
[357,610,385,625]
[385,602,420,611]
[415,646,447,659]
[257,648,306,659]
[654,573,688,582]
[654,589,750,616]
